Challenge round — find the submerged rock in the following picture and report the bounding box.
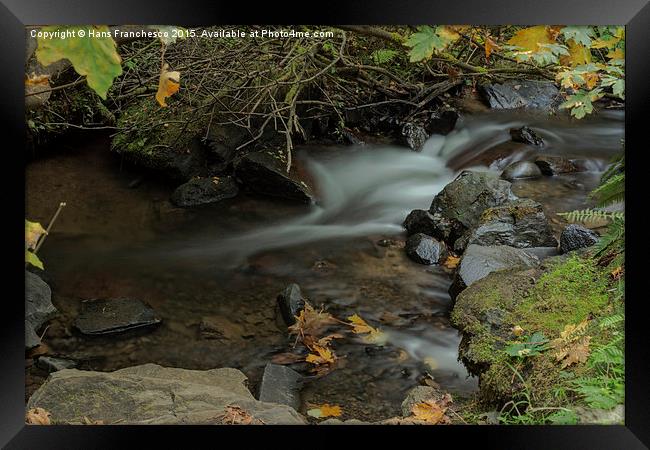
[234,150,314,204]
[449,244,540,299]
[464,198,558,249]
[400,122,429,152]
[27,363,305,424]
[501,160,542,181]
[36,356,77,373]
[258,363,302,410]
[170,176,239,207]
[277,283,306,326]
[199,315,245,341]
[509,126,544,146]
[403,209,438,237]
[74,298,161,335]
[560,224,599,254]
[25,271,57,350]
[428,171,516,246]
[534,155,579,176]
[405,233,447,265]
[479,80,562,111]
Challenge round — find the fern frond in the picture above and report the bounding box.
[593,217,625,256]
[558,209,624,224]
[591,173,625,207]
[599,314,624,330]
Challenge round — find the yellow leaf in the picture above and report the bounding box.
[485,35,498,61]
[25,220,47,250]
[347,313,387,345]
[25,74,50,87]
[438,25,466,43]
[26,407,51,425]
[512,325,524,337]
[443,255,460,269]
[507,26,555,54]
[410,394,453,424]
[560,40,592,67]
[288,302,336,340]
[611,266,624,280]
[156,63,180,107]
[307,404,342,418]
[25,250,44,270]
[305,344,335,365]
[583,72,600,90]
[607,47,624,60]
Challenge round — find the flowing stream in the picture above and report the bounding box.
[26,110,624,421]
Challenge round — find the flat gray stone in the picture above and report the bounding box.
[27,363,306,425]
[258,363,302,410]
[75,298,161,335]
[37,356,77,372]
[25,271,57,349]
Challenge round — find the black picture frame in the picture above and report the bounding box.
[3,1,649,447]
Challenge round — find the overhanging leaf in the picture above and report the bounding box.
[35,26,122,100]
[156,63,180,107]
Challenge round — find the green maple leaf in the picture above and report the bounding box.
[561,26,595,47]
[406,26,446,62]
[36,25,123,99]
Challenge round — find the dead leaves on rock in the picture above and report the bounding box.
[551,319,591,369]
[26,408,51,425]
[384,393,453,425]
[217,405,264,425]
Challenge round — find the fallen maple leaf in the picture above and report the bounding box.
[611,266,624,280]
[156,63,180,107]
[26,407,51,425]
[307,404,342,418]
[551,320,591,368]
[305,343,336,365]
[288,302,336,341]
[410,393,453,425]
[507,26,556,55]
[485,35,499,61]
[347,314,387,345]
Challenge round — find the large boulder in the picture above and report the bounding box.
[234,150,314,204]
[405,233,447,265]
[74,298,161,335]
[479,80,562,111]
[560,224,599,254]
[27,364,306,424]
[449,244,540,299]
[463,199,558,250]
[170,176,239,207]
[258,363,303,410]
[500,161,543,181]
[25,271,57,350]
[428,171,516,247]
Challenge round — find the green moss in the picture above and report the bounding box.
[515,255,609,334]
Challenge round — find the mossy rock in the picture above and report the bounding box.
[451,254,613,405]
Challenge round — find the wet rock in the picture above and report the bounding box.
[258,363,302,410]
[36,356,77,373]
[25,271,57,350]
[199,316,244,340]
[234,150,314,204]
[560,224,599,254]
[28,363,305,424]
[400,386,445,417]
[509,126,544,146]
[170,176,239,207]
[428,171,516,246]
[501,160,543,181]
[405,233,447,265]
[425,108,459,135]
[522,246,560,260]
[465,198,558,249]
[400,122,429,152]
[534,155,579,176]
[341,128,365,146]
[277,283,306,326]
[403,209,438,237]
[204,125,249,174]
[74,298,161,335]
[449,244,540,299]
[479,80,562,111]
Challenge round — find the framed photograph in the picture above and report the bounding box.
[3,0,648,447]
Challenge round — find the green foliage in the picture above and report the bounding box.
[557,209,623,224]
[591,173,624,207]
[405,26,458,62]
[371,49,397,64]
[35,25,123,100]
[593,216,625,258]
[25,219,47,269]
[504,332,551,358]
[560,26,595,47]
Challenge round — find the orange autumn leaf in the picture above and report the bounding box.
[288,302,336,340]
[307,404,342,418]
[611,266,624,280]
[443,255,460,269]
[507,26,556,55]
[156,63,180,107]
[347,314,387,345]
[485,35,498,61]
[305,344,335,365]
[25,74,50,87]
[410,393,453,424]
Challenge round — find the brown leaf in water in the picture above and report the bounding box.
[271,352,304,365]
[26,408,51,425]
[288,302,336,340]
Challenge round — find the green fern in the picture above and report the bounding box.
[593,216,624,257]
[599,314,624,330]
[591,173,624,207]
[557,209,623,224]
